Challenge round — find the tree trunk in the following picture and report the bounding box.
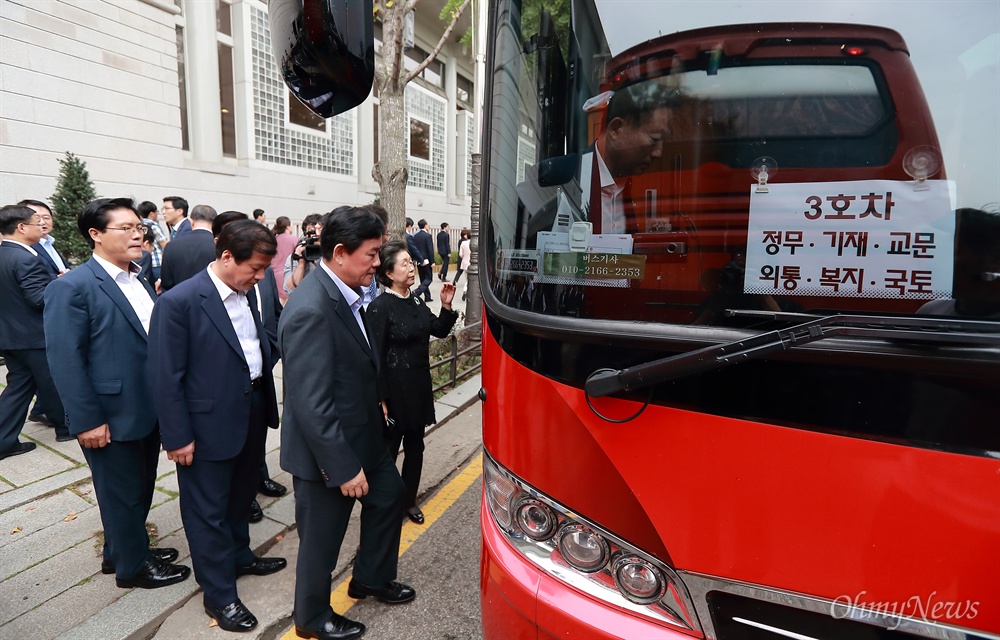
[373,0,471,240]
[374,0,409,239]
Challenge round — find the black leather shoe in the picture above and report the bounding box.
[295,613,365,640]
[0,442,36,460]
[29,413,57,427]
[55,431,75,442]
[347,579,415,604]
[249,499,263,523]
[405,507,425,525]
[204,599,258,633]
[236,556,287,577]
[102,547,180,574]
[115,558,190,589]
[258,478,287,497]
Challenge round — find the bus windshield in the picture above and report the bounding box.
[485,2,1000,327]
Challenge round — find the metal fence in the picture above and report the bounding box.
[429,321,482,394]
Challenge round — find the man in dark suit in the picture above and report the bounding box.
[162,196,191,239]
[20,199,69,278]
[149,220,286,633]
[44,197,190,588]
[213,211,288,520]
[436,222,451,281]
[413,219,435,302]
[279,205,411,640]
[0,204,69,458]
[536,85,673,235]
[160,204,216,291]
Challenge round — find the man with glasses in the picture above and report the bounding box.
[18,199,69,278]
[44,198,191,590]
[162,196,191,239]
[0,204,70,459]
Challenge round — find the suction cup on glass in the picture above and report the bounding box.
[902,146,942,191]
[751,156,778,193]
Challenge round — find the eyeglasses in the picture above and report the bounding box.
[104,225,143,236]
[397,260,415,269]
[20,222,44,227]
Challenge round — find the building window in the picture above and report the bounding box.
[457,74,473,107]
[176,26,189,151]
[408,116,431,161]
[373,102,379,164]
[218,42,236,157]
[288,91,328,131]
[217,1,236,157]
[216,0,232,36]
[404,45,445,89]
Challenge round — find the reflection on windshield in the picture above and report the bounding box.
[487,1,1000,326]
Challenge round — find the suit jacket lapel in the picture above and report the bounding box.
[198,271,248,363]
[317,268,378,367]
[86,259,149,341]
[246,286,270,367]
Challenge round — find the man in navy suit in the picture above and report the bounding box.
[213,211,288,520]
[413,219,435,302]
[162,196,191,239]
[19,199,69,278]
[279,206,411,640]
[44,197,191,588]
[159,204,217,291]
[0,204,69,458]
[149,220,286,633]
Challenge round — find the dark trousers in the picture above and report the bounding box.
[83,429,160,579]
[413,264,434,301]
[292,451,405,629]
[438,255,450,279]
[176,389,267,608]
[0,348,65,449]
[452,269,464,285]
[386,427,423,510]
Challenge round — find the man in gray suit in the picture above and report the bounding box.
[278,205,412,640]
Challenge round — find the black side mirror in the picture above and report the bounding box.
[268,0,375,118]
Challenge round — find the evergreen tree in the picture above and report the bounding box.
[50,152,97,265]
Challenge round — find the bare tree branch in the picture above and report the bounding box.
[403,0,422,14]
[404,0,470,85]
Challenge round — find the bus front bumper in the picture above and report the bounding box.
[480,490,696,640]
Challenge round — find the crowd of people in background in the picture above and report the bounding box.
[0,195,467,640]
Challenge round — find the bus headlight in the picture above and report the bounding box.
[484,464,518,531]
[612,554,666,604]
[515,499,558,541]
[557,524,609,572]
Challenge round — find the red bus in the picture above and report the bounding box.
[271,1,1000,638]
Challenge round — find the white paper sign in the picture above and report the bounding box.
[744,180,956,299]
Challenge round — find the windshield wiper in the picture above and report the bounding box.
[585,312,1000,397]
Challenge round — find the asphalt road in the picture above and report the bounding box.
[332,473,483,640]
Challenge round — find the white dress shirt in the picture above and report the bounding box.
[38,235,67,272]
[92,253,154,333]
[320,261,369,346]
[594,146,626,234]
[207,265,263,380]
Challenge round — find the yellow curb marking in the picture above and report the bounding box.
[281,454,483,639]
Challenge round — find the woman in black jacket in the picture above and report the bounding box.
[366,239,458,524]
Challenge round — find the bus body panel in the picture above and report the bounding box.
[483,323,1000,634]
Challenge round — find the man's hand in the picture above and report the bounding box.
[78,424,111,449]
[340,469,369,499]
[154,279,162,295]
[167,441,195,466]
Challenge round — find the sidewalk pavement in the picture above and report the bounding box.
[0,328,483,640]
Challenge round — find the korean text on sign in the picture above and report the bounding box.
[744,180,955,299]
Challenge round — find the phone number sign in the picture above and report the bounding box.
[744,180,956,299]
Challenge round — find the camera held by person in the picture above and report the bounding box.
[291,231,322,263]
